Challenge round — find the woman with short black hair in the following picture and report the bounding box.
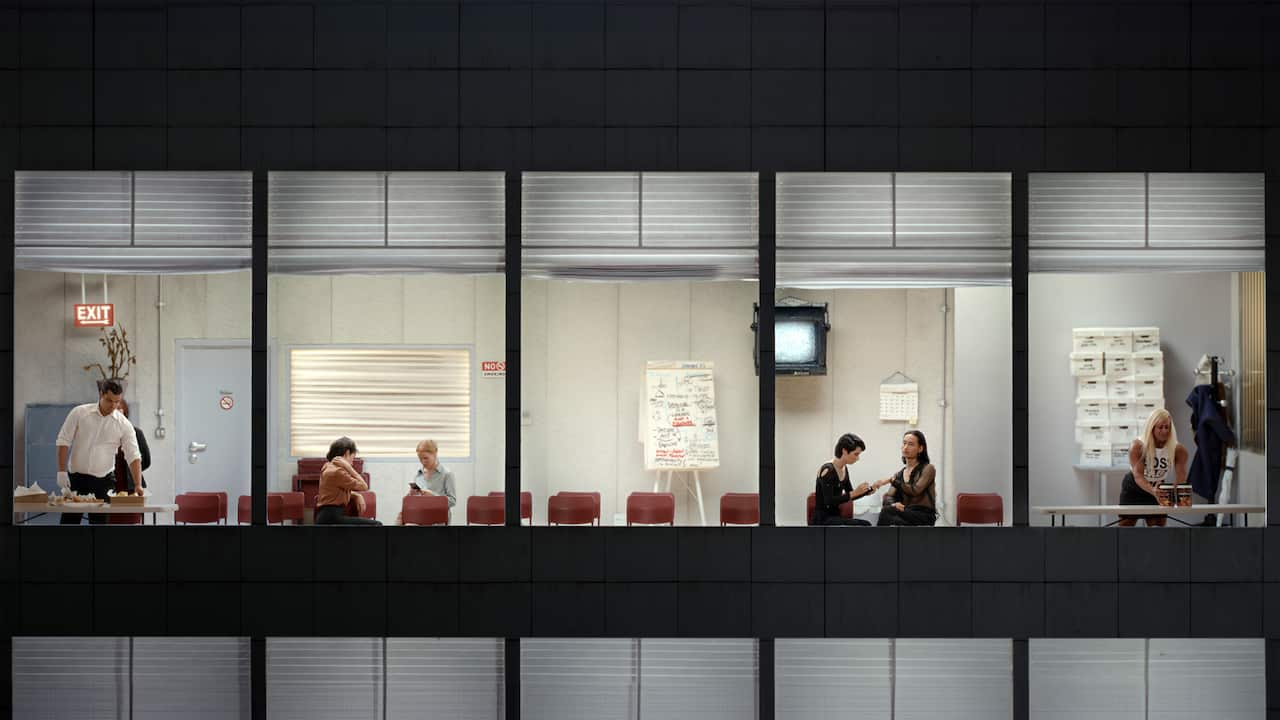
[812,433,891,526]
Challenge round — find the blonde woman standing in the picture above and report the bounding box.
[1118,408,1188,527]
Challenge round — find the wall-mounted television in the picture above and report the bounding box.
[752,303,831,376]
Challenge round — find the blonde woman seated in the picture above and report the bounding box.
[398,439,457,525]
[1118,408,1188,527]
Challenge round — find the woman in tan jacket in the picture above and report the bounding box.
[315,437,381,526]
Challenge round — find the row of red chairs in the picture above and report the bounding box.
[176,490,376,525]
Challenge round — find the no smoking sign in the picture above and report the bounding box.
[219,395,234,411]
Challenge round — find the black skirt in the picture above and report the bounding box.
[1119,472,1164,520]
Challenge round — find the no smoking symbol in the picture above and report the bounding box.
[219,395,234,411]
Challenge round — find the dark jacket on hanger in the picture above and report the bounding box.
[1186,384,1234,500]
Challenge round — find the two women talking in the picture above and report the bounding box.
[811,430,938,527]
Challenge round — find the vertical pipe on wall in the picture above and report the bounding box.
[505,172,522,526]
[758,173,776,526]
[251,173,268,525]
[1012,173,1029,526]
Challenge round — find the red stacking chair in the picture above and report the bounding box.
[557,491,601,525]
[178,491,229,525]
[547,493,597,526]
[719,493,760,526]
[348,490,377,520]
[626,492,676,526]
[270,491,305,524]
[488,491,533,524]
[402,495,450,526]
[805,492,854,526]
[175,493,222,525]
[956,493,1004,526]
[237,494,284,525]
[467,495,505,525]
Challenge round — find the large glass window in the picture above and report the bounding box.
[268,172,505,526]
[1028,173,1266,527]
[521,173,759,526]
[774,173,1013,527]
[12,171,252,527]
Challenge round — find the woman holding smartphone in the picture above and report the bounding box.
[409,439,457,523]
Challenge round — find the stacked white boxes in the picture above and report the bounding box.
[1072,327,1163,467]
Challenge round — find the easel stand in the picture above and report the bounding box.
[653,470,706,526]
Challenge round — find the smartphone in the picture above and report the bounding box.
[409,482,422,491]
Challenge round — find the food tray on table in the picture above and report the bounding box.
[55,496,104,508]
[108,493,146,506]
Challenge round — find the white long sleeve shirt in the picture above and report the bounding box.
[56,403,141,477]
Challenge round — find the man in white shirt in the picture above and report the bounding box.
[55,380,143,525]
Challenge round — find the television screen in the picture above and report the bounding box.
[753,304,829,376]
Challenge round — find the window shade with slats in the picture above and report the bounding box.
[15,171,252,273]
[1029,639,1149,720]
[894,640,1012,720]
[267,638,383,720]
[639,639,759,720]
[289,347,472,459]
[776,639,891,720]
[12,637,131,720]
[132,638,250,720]
[1029,173,1264,272]
[387,639,504,720]
[777,172,1011,287]
[522,172,758,280]
[1147,639,1264,720]
[268,172,505,274]
[521,639,638,720]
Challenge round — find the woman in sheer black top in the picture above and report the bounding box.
[812,433,892,526]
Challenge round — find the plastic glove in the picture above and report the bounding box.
[57,471,70,491]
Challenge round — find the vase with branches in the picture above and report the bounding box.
[83,325,137,393]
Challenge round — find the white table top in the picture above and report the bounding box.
[14,501,178,514]
[1072,465,1133,473]
[1034,504,1263,516]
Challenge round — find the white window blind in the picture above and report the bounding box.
[132,638,250,720]
[387,639,504,720]
[639,639,759,720]
[521,639,638,720]
[894,639,1012,720]
[267,638,383,720]
[1029,639,1152,720]
[12,637,131,719]
[15,171,252,273]
[289,347,472,459]
[269,172,505,274]
[1147,639,1264,720]
[776,639,892,720]
[777,172,1011,288]
[1029,173,1264,272]
[522,172,758,280]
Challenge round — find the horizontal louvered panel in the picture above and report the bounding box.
[134,172,252,247]
[778,248,1010,288]
[1030,639,1146,719]
[522,639,637,720]
[522,172,640,247]
[269,172,386,247]
[895,639,1012,720]
[133,638,250,720]
[639,639,758,720]
[269,247,504,274]
[1147,639,1264,719]
[387,639,503,720]
[641,173,759,248]
[15,171,132,246]
[1029,173,1146,248]
[776,640,891,720]
[523,247,757,280]
[1148,173,1264,248]
[388,172,505,248]
[895,173,1011,248]
[267,638,383,720]
[13,637,131,719]
[290,347,472,459]
[16,246,251,274]
[776,173,893,248]
[1029,247,1263,273]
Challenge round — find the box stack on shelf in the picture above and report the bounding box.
[1072,327,1163,468]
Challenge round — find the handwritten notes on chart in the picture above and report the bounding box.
[644,361,720,471]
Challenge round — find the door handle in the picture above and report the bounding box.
[188,441,207,464]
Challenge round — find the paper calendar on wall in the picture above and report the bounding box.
[879,372,919,423]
